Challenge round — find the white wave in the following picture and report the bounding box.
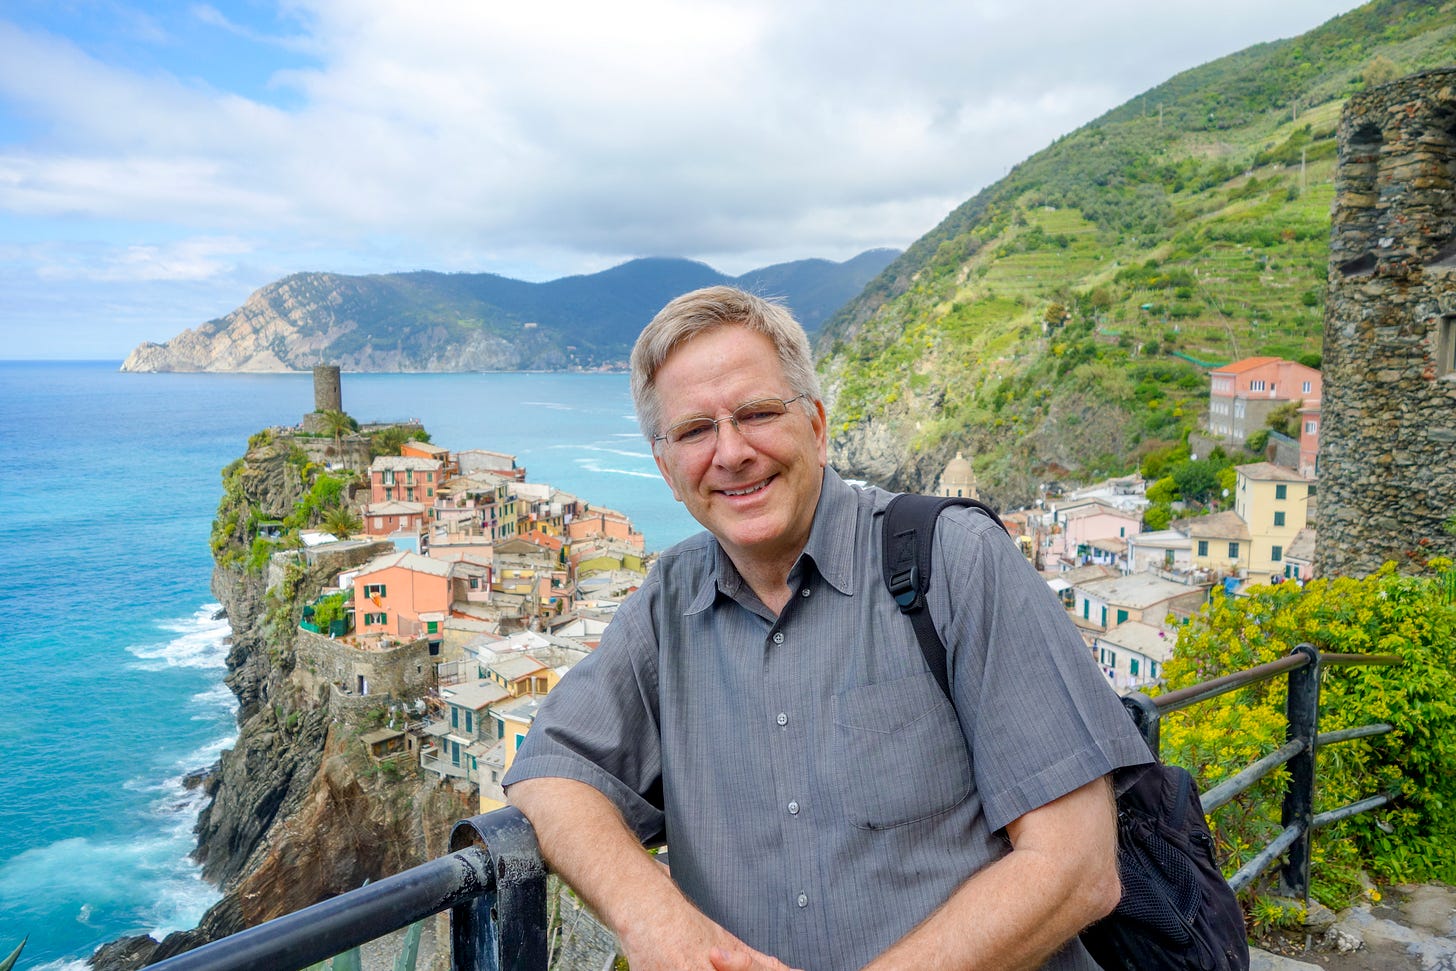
[190,682,238,716]
[32,960,91,971]
[519,400,575,411]
[128,604,231,671]
[0,833,220,948]
[572,459,662,480]
[560,443,654,460]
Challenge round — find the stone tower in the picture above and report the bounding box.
[937,451,978,500]
[1316,69,1456,577]
[313,364,343,414]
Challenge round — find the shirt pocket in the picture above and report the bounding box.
[833,671,972,830]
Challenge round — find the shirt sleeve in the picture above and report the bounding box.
[502,586,668,844]
[930,508,1153,834]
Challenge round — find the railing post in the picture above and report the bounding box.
[1122,692,1161,757]
[1279,643,1320,902]
[450,808,549,971]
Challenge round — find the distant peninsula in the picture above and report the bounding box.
[120,251,899,373]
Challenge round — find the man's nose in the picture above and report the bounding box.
[712,417,757,465]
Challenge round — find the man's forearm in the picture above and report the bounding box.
[505,777,681,941]
[865,776,1120,971]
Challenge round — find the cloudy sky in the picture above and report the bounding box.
[0,0,1364,359]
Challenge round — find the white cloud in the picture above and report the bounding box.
[0,0,1362,355]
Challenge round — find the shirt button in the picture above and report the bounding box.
[788,800,800,815]
[772,631,785,645]
[797,893,808,908]
[800,588,811,598]
[776,712,788,727]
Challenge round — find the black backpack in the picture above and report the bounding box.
[881,493,1249,971]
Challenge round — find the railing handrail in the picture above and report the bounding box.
[1125,643,1404,896]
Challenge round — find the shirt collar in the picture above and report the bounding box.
[683,466,860,614]
[799,467,857,597]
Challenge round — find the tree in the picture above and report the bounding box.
[321,504,362,539]
[1265,400,1303,439]
[318,409,357,456]
[1172,459,1222,505]
[1363,55,1399,90]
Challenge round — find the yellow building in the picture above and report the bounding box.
[1184,510,1252,578]
[478,694,543,813]
[1234,463,1312,583]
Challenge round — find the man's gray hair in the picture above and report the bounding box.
[630,285,822,441]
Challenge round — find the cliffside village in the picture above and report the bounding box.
[277,355,1322,816]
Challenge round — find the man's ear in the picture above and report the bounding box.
[653,448,683,502]
[811,398,828,468]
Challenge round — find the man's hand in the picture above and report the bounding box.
[508,777,802,971]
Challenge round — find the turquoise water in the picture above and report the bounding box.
[0,362,697,969]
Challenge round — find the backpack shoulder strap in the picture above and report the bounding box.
[881,493,1007,701]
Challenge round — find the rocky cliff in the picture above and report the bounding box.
[90,433,464,970]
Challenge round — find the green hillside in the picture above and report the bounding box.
[817,0,1456,506]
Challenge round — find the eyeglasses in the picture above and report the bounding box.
[653,393,809,452]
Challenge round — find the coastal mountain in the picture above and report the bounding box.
[120,250,899,373]
[816,0,1455,506]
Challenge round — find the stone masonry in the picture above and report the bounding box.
[1317,69,1456,577]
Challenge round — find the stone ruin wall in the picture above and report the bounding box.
[1317,69,1456,577]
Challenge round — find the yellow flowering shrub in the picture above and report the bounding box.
[1157,561,1456,905]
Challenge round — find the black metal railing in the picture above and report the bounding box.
[148,642,1401,971]
[1120,642,1402,898]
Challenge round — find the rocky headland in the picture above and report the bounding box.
[90,434,465,971]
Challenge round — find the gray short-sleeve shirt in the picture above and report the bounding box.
[505,468,1151,971]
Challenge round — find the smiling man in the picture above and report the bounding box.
[504,286,1151,971]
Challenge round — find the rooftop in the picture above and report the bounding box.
[1096,620,1175,663]
[1180,511,1252,542]
[1237,462,1311,484]
[1078,571,1206,609]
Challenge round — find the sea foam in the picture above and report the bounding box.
[127,605,230,671]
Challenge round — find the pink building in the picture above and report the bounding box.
[370,456,445,505]
[362,500,427,538]
[352,550,490,639]
[1207,357,1322,446]
[1298,400,1322,480]
[1047,499,1142,571]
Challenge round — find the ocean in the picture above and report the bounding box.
[0,361,699,970]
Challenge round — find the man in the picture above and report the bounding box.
[505,286,1152,971]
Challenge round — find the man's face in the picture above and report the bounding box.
[651,325,827,574]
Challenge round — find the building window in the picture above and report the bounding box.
[1438,316,1456,377]
[1275,484,1287,500]
[1197,540,1209,557]
[1250,380,1266,391]
[426,620,439,633]
[1274,511,1286,527]
[1229,542,1241,558]
[465,710,473,734]
[451,707,459,729]
[1116,609,1129,625]
[364,583,387,598]
[1272,545,1283,562]
[1130,658,1140,677]
[1305,421,1317,434]
[497,719,504,738]
[1302,381,1312,394]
